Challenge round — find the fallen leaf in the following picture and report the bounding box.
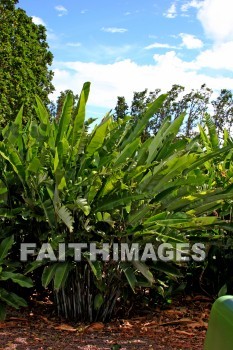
[84,322,104,332]
[54,324,77,332]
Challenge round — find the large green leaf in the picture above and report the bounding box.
[0,288,27,309]
[121,94,167,148]
[96,194,147,212]
[83,253,103,280]
[86,115,111,156]
[132,261,155,284]
[42,264,58,288]
[114,138,140,167]
[53,262,72,290]
[146,113,185,164]
[35,95,51,128]
[0,272,33,288]
[0,143,25,183]
[71,82,90,148]
[56,92,73,146]
[0,235,14,261]
[120,262,137,292]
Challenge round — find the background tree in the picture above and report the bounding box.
[55,90,79,121]
[113,96,128,121]
[211,89,233,136]
[0,0,54,126]
[114,84,226,138]
[180,84,212,137]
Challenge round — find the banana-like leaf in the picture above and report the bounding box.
[94,293,104,310]
[114,138,141,167]
[83,253,103,280]
[34,95,51,129]
[53,262,73,290]
[0,143,25,183]
[0,272,33,288]
[86,115,111,156]
[40,199,56,228]
[153,261,183,277]
[132,261,155,284]
[27,157,42,173]
[0,236,14,261]
[24,260,46,274]
[144,216,218,229]
[0,288,27,309]
[96,193,147,212]
[121,94,167,148]
[56,92,73,146]
[146,113,185,164]
[120,262,137,292]
[205,114,219,149]
[42,264,58,288]
[71,82,90,149]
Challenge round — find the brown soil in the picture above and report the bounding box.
[0,295,212,350]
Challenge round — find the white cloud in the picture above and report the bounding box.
[66,42,82,47]
[80,9,87,14]
[181,0,203,12]
[31,16,46,26]
[124,12,131,16]
[163,3,177,18]
[195,41,233,70]
[179,33,203,49]
[197,0,233,42]
[101,27,128,33]
[51,53,233,110]
[144,42,178,50]
[55,5,68,16]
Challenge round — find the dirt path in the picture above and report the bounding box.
[0,296,211,350]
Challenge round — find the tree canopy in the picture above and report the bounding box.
[114,85,233,138]
[0,0,54,125]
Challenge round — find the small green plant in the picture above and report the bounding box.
[0,235,33,320]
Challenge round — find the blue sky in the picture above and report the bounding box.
[17,0,233,119]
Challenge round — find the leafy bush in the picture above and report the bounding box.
[0,82,232,321]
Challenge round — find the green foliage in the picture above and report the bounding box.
[0,82,232,321]
[0,0,54,125]
[0,236,33,320]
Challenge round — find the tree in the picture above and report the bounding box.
[211,89,233,136]
[113,96,128,121]
[55,90,79,121]
[0,0,54,125]
[114,85,214,138]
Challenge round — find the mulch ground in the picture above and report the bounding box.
[0,295,212,350]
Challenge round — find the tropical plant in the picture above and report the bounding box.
[195,115,233,296]
[0,82,232,322]
[0,235,33,320]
